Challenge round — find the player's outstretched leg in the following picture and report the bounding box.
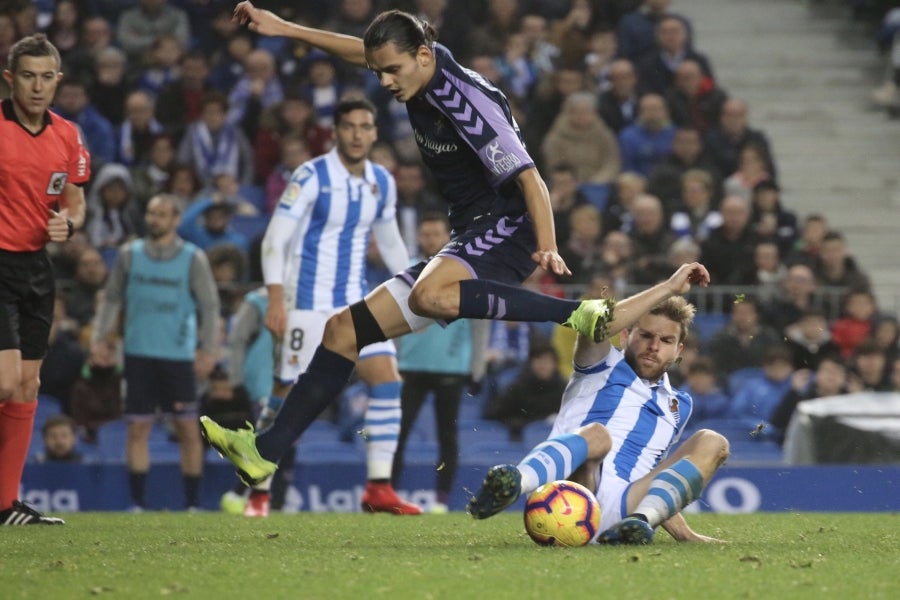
[199,417,277,486]
[0,500,65,525]
[563,298,616,342]
[596,516,655,545]
[598,456,709,545]
[467,464,522,519]
[468,432,593,519]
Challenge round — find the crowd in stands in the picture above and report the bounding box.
[12,0,899,467]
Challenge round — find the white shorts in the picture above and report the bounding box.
[549,400,635,535]
[275,308,395,383]
[595,470,635,534]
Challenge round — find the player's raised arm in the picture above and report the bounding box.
[233,1,367,67]
[573,262,710,365]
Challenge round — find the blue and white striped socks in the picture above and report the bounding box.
[633,458,704,526]
[516,433,589,495]
[364,381,403,480]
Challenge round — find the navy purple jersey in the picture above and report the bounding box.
[406,44,535,231]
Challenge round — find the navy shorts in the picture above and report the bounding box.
[123,355,198,418]
[398,213,537,286]
[0,249,55,360]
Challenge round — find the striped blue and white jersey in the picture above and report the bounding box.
[273,148,396,311]
[551,345,694,484]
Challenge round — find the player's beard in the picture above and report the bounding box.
[625,349,670,382]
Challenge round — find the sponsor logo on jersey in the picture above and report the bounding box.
[413,129,458,155]
[483,140,521,176]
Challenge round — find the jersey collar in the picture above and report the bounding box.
[326,147,375,185]
[1,98,53,136]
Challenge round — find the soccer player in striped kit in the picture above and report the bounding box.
[201,4,616,489]
[469,262,730,544]
[250,97,420,516]
[0,34,89,525]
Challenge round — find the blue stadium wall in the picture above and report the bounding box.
[21,458,899,514]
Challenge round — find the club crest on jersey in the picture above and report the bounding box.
[670,397,679,413]
[371,183,379,196]
[46,172,67,195]
[288,354,299,367]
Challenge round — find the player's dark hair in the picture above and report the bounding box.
[7,33,61,73]
[333,97,377,126]
[363,10,436,55]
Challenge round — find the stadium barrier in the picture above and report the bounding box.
[21,459,898,514]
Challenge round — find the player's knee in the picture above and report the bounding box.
[0,383,15,402]
[322,310,357,355]
[579,422,612,458]
[408,283,457,319]
[693,429,730,465]
[20,375,40,402]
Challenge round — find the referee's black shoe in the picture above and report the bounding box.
[0,500,65,525]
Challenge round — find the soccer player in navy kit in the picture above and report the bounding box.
[201,3,620,486]
[0,35,89,525]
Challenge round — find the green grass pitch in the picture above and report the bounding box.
[2,512,897,599]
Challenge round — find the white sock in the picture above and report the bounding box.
[632,458,704,527]
[516,433,589,495]
[364,381,402,480]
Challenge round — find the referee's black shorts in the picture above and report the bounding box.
[0,248,55,360]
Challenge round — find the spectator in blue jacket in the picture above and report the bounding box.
[54,78,116,166]
[618,94,676,176]
[728,345,795,430]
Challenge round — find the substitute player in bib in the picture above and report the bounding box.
[92,195,220,511]
[201,4,615,487]
[469,262,730,544]
[0,34,89,526]
[249,98,419,516]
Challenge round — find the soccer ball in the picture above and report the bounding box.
[523,480,600,547]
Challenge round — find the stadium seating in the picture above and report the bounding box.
[459,440,526,465]
[296,441,365,464]
[691,313,729,344]
[401,440,440,465]
[727,440,784,464]
[457,418,512,447]
[521,420,553,450]
[94,420,128,462]
[296,419,342,445]
[683,417,760,443]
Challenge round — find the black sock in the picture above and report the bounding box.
[232,481,247,495]
[183,475,201,508]
[368,478,389,485]
[457,279,580,323]
[255,346,355,462]
[129,471,147,507]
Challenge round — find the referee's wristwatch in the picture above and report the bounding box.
[66,218,75,240]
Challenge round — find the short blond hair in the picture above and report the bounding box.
[648,296,696,343]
